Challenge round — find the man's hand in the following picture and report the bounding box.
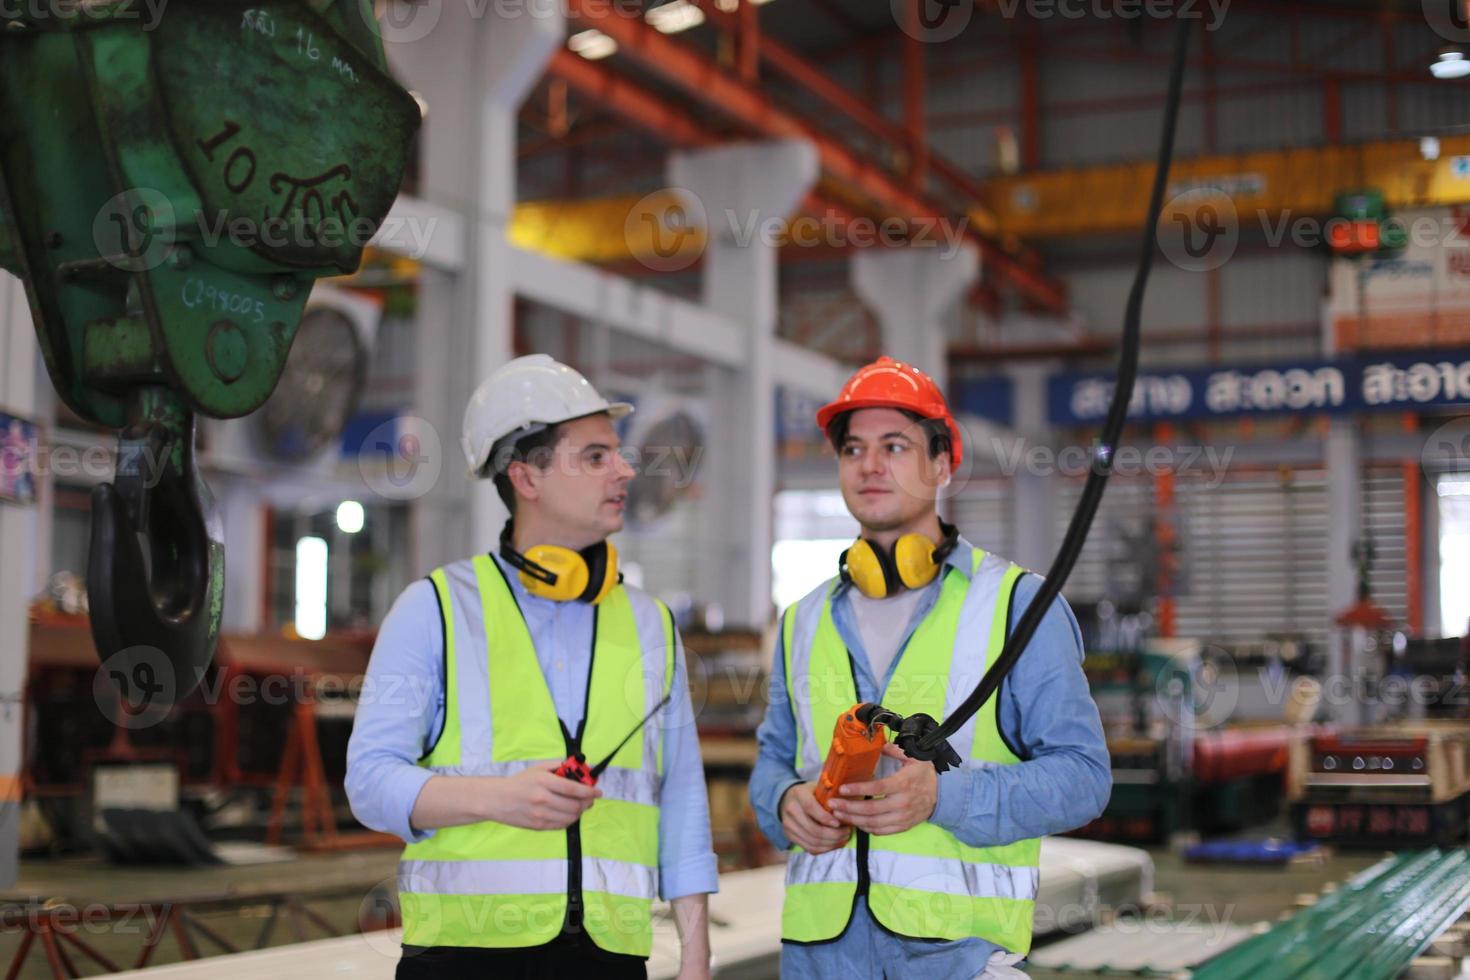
[828,744,937,836]
[485,765,601,830]
[780,781,852,854]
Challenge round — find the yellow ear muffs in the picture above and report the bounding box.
[841,539,899,599]
[501,515,622,604]
[517,541,620,603]
[584,540,620,605]
[518,544,590,602]
[840,521,960,599]
[893,533,943,590]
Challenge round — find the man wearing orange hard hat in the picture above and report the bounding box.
[751,356,1111,978]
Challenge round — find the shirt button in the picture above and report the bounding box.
[555,659,565,670]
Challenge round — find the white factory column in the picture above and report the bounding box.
[1006,362,1059,573]
[217,480,263,633]
[0,273,41,889]
[1325,418,1368,725]
[387,2,561,570]
[850,246,979,396]
[671,140,818,630]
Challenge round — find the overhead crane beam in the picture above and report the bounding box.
[562,0,1069,314]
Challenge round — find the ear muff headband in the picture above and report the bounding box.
[500,521,620,603]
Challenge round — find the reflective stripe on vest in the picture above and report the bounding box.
[397,554,674,956]
[780,548,1041,953]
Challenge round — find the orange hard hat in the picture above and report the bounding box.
[815,356,963,467]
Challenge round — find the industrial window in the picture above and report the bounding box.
[949,478,1015,563]
[1054,476,1157,607]
[1362,466,1411,630]
[771,489,858,613]
[1440,474,1470,639]
[1171,469,1330,646]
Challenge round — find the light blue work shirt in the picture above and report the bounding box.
[750,537,1112,979]
[346,552,720,903]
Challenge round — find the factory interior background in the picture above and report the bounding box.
[3,0,1470,976]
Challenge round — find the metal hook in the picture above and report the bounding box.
[87,386,224,706]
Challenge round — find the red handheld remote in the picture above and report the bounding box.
[554,754,595,787]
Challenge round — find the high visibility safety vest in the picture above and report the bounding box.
[781,548,1041,953]
[397,555,675,956]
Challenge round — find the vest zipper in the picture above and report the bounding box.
[562,605,600,935]
[562,721,585,933]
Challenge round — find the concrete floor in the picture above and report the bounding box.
[0,843,1399,978]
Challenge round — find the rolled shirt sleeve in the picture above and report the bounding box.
[345,578,444,845]
[750,628,803,852]
[929,573,1113,846]
[656,625,721,900]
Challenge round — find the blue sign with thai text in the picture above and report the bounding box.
[1048,349,1470,425]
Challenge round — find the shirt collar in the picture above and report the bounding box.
[490,550,535,604]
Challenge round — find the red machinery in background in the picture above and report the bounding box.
[20,611,390,860]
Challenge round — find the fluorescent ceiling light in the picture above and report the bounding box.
[295,536,328,641]
[569,28,617,60]
[647,0,705,34]
[1431,49,1470,79]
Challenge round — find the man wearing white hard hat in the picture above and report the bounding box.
[347,354,717,978]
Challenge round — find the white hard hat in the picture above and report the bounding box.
[461,354,633,477]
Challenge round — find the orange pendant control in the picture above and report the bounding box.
[814,703,890,813]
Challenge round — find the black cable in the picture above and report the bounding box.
[915,15,1194,756]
